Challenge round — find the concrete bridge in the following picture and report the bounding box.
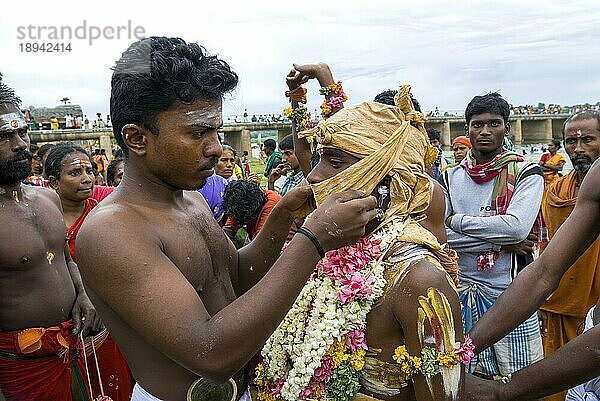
[29,114,569,156]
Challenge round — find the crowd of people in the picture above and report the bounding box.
[1,36,599,401]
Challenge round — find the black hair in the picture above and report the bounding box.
[107,158,124,185]
[37,143,55,160]
[243,150,248,156]
[373,89,422,113]
[550,139,562,149]
[113,147,125,159]
[279,134,294,151]
[563,110,600,136]
[222,180,267,225]
[0,73,21,107]
[465,92,510,125]
[110,37,239,156]
[426,128,441,142]
[263,138,277,151]
[30,143,39,153]
[44,142,89,179]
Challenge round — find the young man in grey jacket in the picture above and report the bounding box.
[442,92,544,379]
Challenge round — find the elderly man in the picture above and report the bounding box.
[0,77,100,400]
[537,110,600,401]
[256,84,467,401]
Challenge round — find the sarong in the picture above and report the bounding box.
[0,320,89,401]
[132,383,253,401]
[459,282,543,376]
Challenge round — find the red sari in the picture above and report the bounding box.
[67,198,134,401]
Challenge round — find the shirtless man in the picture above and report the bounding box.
[0,78,100,400]
[75,37,377,401]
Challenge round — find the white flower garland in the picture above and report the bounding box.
[261,222,403,400]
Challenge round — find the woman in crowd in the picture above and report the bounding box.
[539,139,566,188]
[199,144,239,224]
[45,142,133,401]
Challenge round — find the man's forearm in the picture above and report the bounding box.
[65,248,86,296]
[469,259,556,353]
[237,203,295,292]
[446,229,500,252]
[500,325,600,400]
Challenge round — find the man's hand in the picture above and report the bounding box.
[286,63,333,89]
[304,190,377,252]
[246,172,261,186]
[279,184,316,219]
[71,293,103,336]
[462,374,502,401]
[501,233,537,255]
[268,164,288,184]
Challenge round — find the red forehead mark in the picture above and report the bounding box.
[574,129,583,138]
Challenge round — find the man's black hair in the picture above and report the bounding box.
[37,143,55,160]
[0,73,21,107]
[373,89,422,113]
[110,37,239,156]
[107,158,124,185]
[279,134,294,151]
[222,180,267,226]
[263,138,277,151]
[465,92,510,125]
[563,110,600,136]
[426,128,441,142]
[45,142,89,179]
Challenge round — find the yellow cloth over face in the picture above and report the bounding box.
[298,85,438,221]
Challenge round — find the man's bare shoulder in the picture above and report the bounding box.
[22,185,61,209]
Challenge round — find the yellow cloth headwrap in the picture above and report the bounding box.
[298,85,439,221]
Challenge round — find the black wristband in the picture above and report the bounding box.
[296,226,325,259]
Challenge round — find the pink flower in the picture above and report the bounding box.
[299,387,313,399]
[267,377,285,395]
[456,335,475,365]
[312,355,334,387]
[346,328,368,353]
[337,272,374,304]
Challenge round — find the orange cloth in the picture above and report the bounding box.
[451,135,471,148]
[541,153,565,187]
[540,171,600,401]
[541,171,600,318]
[0,320,89,401]
[225,190,281,240]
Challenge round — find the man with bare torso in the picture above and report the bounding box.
[0,78,100,400]
[75,37,377,401]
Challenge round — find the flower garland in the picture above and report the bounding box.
[284,105,310,132]
[319,81,348,119]
[257,223,403,401]
[392,335,474,380]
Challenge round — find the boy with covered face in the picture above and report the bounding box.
[256,85,466,401]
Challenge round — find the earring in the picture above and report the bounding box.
[376,184,389,220]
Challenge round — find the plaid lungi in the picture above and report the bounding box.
[459,282,543,376]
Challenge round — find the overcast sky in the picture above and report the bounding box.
[1,0,598,120]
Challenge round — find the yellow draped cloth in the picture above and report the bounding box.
[298,85,439,221]
[540,171,600,401]
[298,85,458,283]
